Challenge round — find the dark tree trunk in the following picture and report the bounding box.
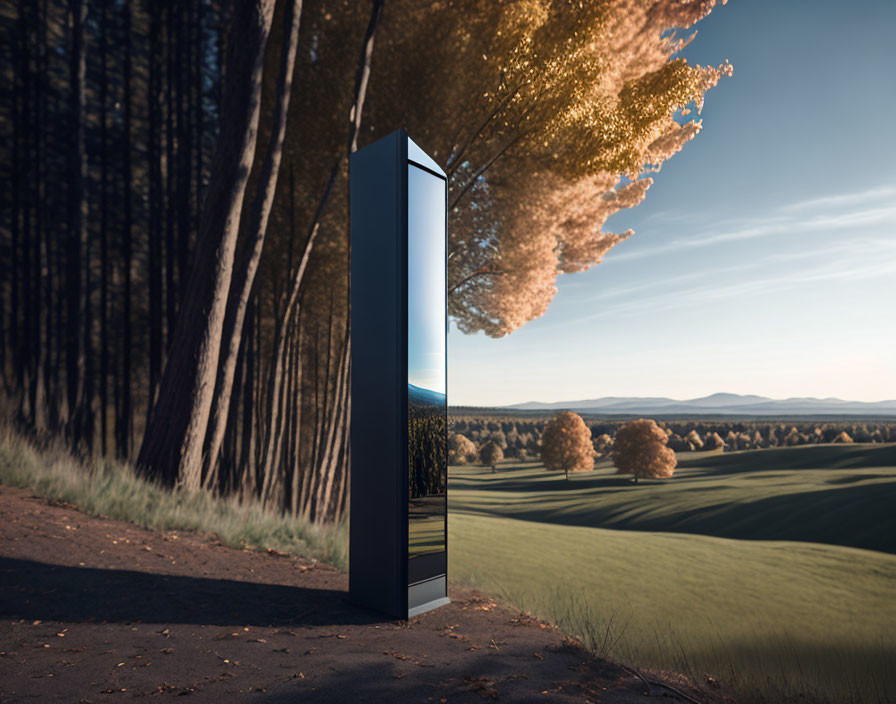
[147,0,163,417]
[65,0,87,442]
[13,5,33,423]
[204,0,303,483]
[39,0,53,430]
[117,0,134,459]
[164,0,177,350]
[99,0,109,455]
[137,0,277,489]
[176,0,192,308]
[239,295,259,499]
[29,0,47,432]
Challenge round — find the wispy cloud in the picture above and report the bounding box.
[590,258,896,323]
[779,184,896,213]
[571,236,896,304]
[608,188,896,263]
[545,239,896,331]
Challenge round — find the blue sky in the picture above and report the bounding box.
[449,0,896,407]
[408,164,447,395]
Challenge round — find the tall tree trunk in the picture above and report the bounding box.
[314,332,350,522]
[287,314,303,516]
[203,0,303,482]
[176,1,192,310]
[40,0,53,429]
[239,295,259,500]
[99,0,109,455]
[259,301,300,506]
[137,0,277,489]
[9,4,22,401]
[305,0,382,521]
[18,2,35,425]
[52,90,67,426]
[117,0,134,459]
[193,0,204,236]
[30,0,47,432]
[79,0,99,451]
[164,0,177,350]
[147,0,163,418]
[65,0,87,442]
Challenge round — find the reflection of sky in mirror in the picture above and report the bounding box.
[407,164,446,395]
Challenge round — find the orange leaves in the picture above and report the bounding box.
[541,411,595,474]
[443,0,730,338]
[612,418,677,480]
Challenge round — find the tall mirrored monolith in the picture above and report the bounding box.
[349,130,449,619]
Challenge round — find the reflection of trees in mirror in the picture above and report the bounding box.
[408,385,446,559]
[408,386,447,500]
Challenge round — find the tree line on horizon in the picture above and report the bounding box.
[451,416,896,465]
[2,0,731,523]
[459,412,678,482]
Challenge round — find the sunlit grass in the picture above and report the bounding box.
[0,425,347,570]
[449,452,896,704]
[449,445,896,553]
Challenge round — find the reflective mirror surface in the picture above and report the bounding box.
[407,162,447,564]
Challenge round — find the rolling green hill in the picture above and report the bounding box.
[449,444,896,553]
[447,444,896,702]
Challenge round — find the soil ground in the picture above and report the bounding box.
[0,485,715,703]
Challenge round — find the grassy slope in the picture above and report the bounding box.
[448,445,896,702]
[450,444,896,553]
[0,427,347,569]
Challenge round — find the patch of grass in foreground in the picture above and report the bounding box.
[449,512,896,704]
[0,426,347,570]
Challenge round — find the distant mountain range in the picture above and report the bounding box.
[504,392,896,416]
[409,383,446,408]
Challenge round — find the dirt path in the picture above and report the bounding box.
[0,485,709,703]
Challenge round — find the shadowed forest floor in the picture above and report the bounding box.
[0,485,715,703]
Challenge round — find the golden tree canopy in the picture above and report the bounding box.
[449,433,478,465]
[612,418,677,480]
[479,440,505,469]
[542,411,595,475]
[358,0,733,337]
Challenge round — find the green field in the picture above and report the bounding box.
[447,444,896,703]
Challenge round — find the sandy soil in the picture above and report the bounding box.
[0,485,712,703]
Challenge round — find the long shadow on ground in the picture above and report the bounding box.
[677,444,896,476]
[450,445,896,553]
[0,556,377,627]
[452,480,896,553]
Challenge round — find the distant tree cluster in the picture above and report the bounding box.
[451,418,545,462]
[449,415,896,465]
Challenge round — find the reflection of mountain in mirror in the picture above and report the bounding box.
[409,383,446,408]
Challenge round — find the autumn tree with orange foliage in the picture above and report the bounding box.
[479,441,504,472]
[542,412,595,480]
[450,434,478,465]
[613,419,677,483]
[416,0,734,337]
